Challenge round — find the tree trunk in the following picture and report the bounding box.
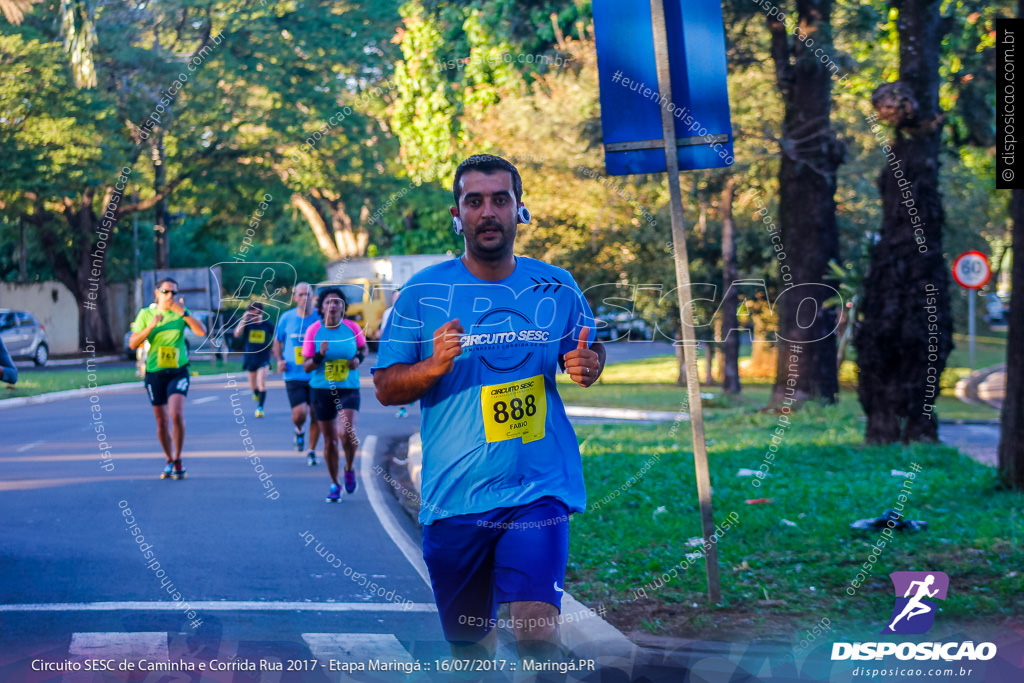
[152,131,169,269]
[998,191,1024,488]
[855,0,952,444]
[767,0,843,406]
[675,339,686,387]
[720,176,741,393]
[291,194,342,260]
[32,190,118,351]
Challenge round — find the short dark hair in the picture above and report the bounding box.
[156,277,178,290]
[316,287,348,317]
[452,154,523,206]
[247,300,264,312]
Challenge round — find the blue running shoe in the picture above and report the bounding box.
[161,463,174,479]
[327,483,340,502]
[295,431,305,452]
[344,470,356,494]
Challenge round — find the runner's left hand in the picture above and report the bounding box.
[563,327,599,387]
[348,357,360,369]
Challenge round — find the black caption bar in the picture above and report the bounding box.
[998,19,1024,190]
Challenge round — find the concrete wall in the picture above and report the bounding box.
[0,281,79,354]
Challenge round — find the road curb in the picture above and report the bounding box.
[391,431,640,672]
[0,372,232,410]
[955,363,1005,411]
[564,405,680,421]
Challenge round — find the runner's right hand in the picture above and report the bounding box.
[430,319,464,375]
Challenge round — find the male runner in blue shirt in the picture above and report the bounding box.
[273,282,322,465]
[373,154,605,662]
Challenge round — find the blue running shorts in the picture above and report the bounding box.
[421,496,570,645]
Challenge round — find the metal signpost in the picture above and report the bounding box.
[952,251,992,371]
[593,0,733,602]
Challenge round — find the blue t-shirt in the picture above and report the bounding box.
[303,319,365,391]
[372,256,596,524]
[275,308,320,382]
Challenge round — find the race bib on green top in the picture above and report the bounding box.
[324,360,349,382]
[156,346,179,369]
[248,329,266,344]
[481,374,546,444]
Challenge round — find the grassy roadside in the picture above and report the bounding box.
[561,348,1018,640]
[558,355,1000,421]
[2,358,245,400]
[568,404,1023,641]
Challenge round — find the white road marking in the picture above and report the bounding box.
[68,631,168,660]
[15,440,45,452]
[0,601,437,612]
[192,395,218,404]
[359,434,432,587]
[303,633,414,663]
[65,632,168,683]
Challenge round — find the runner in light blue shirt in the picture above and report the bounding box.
[373,155,605,660]
[303,287,367,501]
[272,282,321,465]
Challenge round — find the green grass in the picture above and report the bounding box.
[2,358,245,400]
[560,354,1000,421]
[567,403,1023,639]
[560,350,1011,638]
[948,333,1008,371]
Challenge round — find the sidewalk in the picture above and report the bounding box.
[950,365,1005,466]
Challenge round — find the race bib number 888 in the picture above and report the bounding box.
[481,374,546,444]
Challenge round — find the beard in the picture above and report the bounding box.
[467,219,515,259]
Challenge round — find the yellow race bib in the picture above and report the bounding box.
[294,345,305,364]
[248,329,266,344]
[156,346,180,369]
[481,374,546,443]
[324,360,349,382]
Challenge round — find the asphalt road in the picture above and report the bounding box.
[0,342,682,681]
[0,374,469,681]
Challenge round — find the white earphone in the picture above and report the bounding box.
[517,205,531,224]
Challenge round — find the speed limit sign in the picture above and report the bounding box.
[952,251,991,289]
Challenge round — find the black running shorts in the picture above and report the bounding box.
[311,387,360,421]
[145,365,190,406]
[285,380,314,408]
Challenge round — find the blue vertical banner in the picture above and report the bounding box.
[593,0,733,176]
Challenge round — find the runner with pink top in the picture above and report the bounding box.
[302,287,367,502]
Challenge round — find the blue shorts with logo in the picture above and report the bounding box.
[421,496,570,645]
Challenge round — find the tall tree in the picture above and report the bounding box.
[1001,189,1024,488]
[998,0,1024,489]
[766,0,844,405]
[855,0,953,443]
[719,175,741,393]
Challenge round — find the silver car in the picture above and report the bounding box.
[0,309,49,366]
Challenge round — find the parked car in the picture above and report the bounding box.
[0,309,49,366]
[984,292,1010,325]
[123,308,226,359]
[593,305,654,342]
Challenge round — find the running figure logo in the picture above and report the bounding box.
[883,571,949,635]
